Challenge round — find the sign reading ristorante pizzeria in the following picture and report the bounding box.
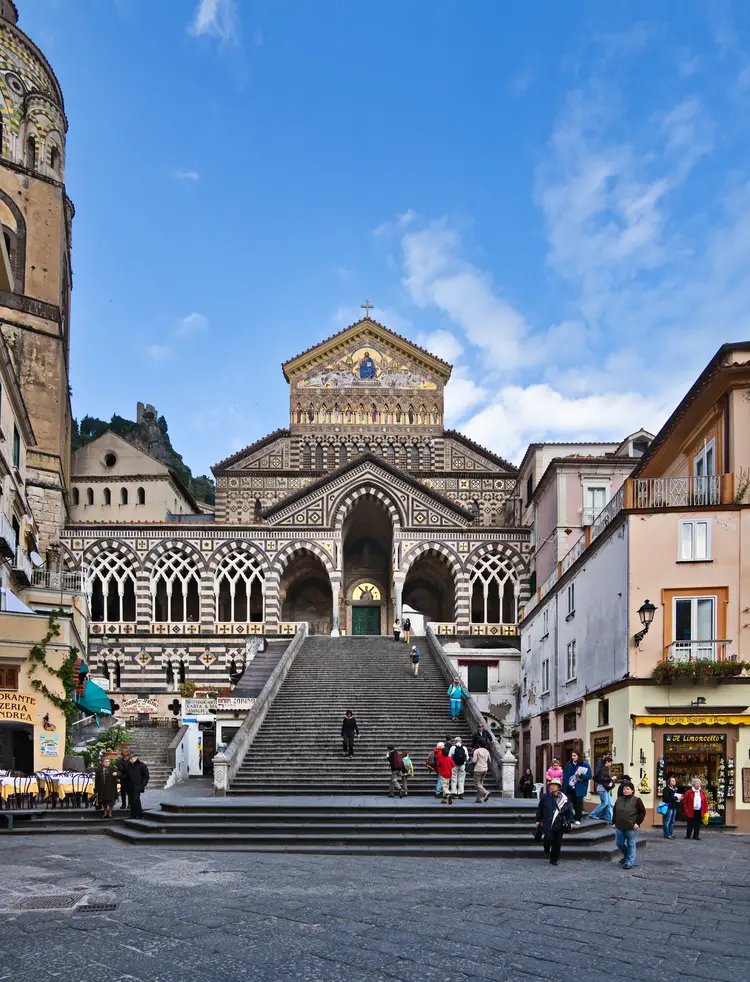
[0,691,36,723]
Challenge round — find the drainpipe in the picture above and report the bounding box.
[553,589,560,748]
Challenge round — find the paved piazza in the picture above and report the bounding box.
[0,832,747,982]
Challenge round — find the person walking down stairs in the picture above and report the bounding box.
[341,710,359,757]
[472,743,490,802]
[402,617,411,644]
[447,677,468,720]
[387,746,407,798]
[410,646,420,676]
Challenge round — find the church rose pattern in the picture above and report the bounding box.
[65,318,530,692]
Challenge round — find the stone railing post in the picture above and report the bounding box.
[213,751,229,795]
[501,743,518,798]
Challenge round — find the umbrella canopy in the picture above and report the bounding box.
[75,678,112,716]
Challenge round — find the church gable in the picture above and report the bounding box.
[283,318,452,391]
[443,432,517,474]
[264,455,474,530]
[213,430,291,474]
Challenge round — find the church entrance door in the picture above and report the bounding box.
[352,606,380,635]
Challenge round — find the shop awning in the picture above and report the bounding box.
[75,679,112,716]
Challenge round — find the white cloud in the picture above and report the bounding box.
[175,312,209,336]
[402,221,530,370]
[188,0,238,43]
[146,345,171,361]
[417,329,463,364]
[463,385,670,465]
[173,169,200,183]
[444,376,489,421]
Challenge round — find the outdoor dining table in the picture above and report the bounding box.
[0,777,40,802]
[41,774,95,801]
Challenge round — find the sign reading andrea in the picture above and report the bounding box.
[0,691,36,723]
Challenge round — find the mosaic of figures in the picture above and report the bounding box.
[292,401,443,427]
[295,340,439,390]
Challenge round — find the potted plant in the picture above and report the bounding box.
[179,680,196,697]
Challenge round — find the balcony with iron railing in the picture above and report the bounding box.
[665,640,732,663]
[31,569,87,594]
[632,474,731,509]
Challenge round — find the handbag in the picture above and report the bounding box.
[533,825,543,843]
[702,812,709,826]
[466,759,476,776]
[656,802,669,815]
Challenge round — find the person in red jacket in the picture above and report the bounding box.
[435,742,455,804]
[682,778,709,839]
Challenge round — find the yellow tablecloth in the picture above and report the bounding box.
[47,777,95,801]
[0,778,39,801]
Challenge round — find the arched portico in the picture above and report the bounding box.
[341,494,394,635]
[402,549,457,624]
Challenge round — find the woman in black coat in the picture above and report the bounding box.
[519,769,535,798]
[95,759,119,818]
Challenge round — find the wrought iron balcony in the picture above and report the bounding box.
[665,640,732,663]
[31,569,87,593]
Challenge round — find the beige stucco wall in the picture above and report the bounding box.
[0,609,84,771]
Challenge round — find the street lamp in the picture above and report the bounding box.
[634,599,656,646]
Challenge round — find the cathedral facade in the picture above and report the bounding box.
[61,319,530,696]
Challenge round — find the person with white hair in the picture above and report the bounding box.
[535,777,574,865]
[449,736,468,799]
[682,777,709,840]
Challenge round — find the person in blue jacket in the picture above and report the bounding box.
[447,678,468,720]
[562,750,592,825]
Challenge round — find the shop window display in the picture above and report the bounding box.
[657,733,729,824]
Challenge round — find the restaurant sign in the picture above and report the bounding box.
[217,697,254,711]
[121,696,159,715]
[0,691,36,723]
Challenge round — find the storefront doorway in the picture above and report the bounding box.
[660,732,728,826]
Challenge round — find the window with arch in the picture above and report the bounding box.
[120,487,128,505]
[339,443,348,466]
[254,498,262,522]
[25,134,36,169]
[215,548,265,623]
[469,553,519,624]
[315,442,324,470]
[178,659,186,684]
[165,659,175,688]
[137,487,145,505]
[50,144,60,174]
[86,488,94,505]
[151,548,201,623]
[301,443,312,469]
[409,444,420,471]
[103,488,111,505]
[88,549,137,623]
[113,659,121,689]
[72,487,80,506]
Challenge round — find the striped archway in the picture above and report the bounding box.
[331,481,404,532]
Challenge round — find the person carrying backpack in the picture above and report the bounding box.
[402,616,412,644]
[387,745,406,798]
[449,736,468,799]
[410,645,421,676]
[401,751,414,796]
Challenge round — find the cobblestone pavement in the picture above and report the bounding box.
[0,830,747,982]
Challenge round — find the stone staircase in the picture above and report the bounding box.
[229,635,494,795]
[108,799,620,859]
[123,724,176,789]
[232,639,290,697]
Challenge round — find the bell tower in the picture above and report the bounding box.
[0,1,73,556]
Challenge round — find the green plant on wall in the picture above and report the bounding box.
[179,680,196,697]
[27,609,80,753]
[80,725,131,770]
[734,468,750,504]
[651,658,750,682]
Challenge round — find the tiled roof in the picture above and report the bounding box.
[262,452,476,521]
[281,317,453,375]
[444,430,517,473]
[212,429,290,473]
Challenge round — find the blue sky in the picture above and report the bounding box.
[22,0,750,476]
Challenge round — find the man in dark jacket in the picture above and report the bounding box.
[471,724,494,749]
[341,710,359,757]
[115,746,131,811]
[535,777,574,866]
[612,781,646,869]
[126,754,149,819]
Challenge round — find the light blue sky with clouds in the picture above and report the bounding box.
[22,0,750,476]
